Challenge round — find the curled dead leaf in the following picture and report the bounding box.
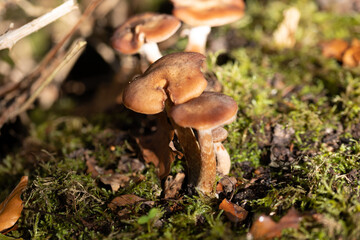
[219,199,248,223]
[249,207,302,240]
[0,176,28,233]
[216,176,237,195]
[86,156,105,178]
[100,173,145,192]
[342,46,360,67]
[108,194,145,211]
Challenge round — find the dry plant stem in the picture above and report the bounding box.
[11,40,87,117]
[0,0,103,129]
[0,0,78,50]
[197,129,216,194]
[0,0,103,99]
[164,100,202,186]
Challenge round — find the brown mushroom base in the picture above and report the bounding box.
[165,100,203,189]
[196,129,216,194]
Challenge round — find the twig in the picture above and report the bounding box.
[0,0,104,98]
[11,40,87,117]
[0,0,78,50]
[25,0,104,85]
[0,0,104,129]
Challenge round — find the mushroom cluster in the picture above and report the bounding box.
[111,1,243,196]
[122,52,238,195]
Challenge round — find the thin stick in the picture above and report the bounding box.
[0,0,104,98]
[11,40,87,117]
[0,0,78,50]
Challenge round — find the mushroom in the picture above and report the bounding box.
[212,127,231,175]
[112,13,181,63]
[172,0,245,54]
[122,52,208,182]
[170,91,238,194]
[122,52,208,114]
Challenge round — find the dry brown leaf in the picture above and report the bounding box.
[164,173,185,199]
[342,46,360,67]
[100,173,145,192]
[136,112,176,179]
[108,194,145,210]
[249,207,302,240]
[86,156,105,178]
[100,173,130,192]
[321,39,349,60]
[216,176,237,195]
[0,176,28,233]
[351,38,360,48]
[219,199,248,223]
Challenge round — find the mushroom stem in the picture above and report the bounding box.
[140,42,163,63]
[197,128,216,194]
[185,25,211,54]
[214,142,231,175]
[164,100,202,188]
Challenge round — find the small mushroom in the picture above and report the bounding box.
[112,13,181,63]
[170,92,238,194]
[172,0,245,54]
[212,127,231,175]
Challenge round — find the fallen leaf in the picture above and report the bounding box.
[342,46,360,67]
[100,173,145,192]
[217,177,237,195]
[108,194,145,210]
[0,176,28,233]
[136,112,176,179]
[100,173,130,192]
[219,199,248,223]
[249,207,302,240]
[351,38,360,48]
[164,173,185,199]
[321,39,349,60]
[85,156,105,178]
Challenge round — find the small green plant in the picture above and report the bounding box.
[137,208,163,233]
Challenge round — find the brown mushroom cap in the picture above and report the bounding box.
[172,0,245,27]
[112,13,181,54]
[170,92,238,130]
[122,52,208,114]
